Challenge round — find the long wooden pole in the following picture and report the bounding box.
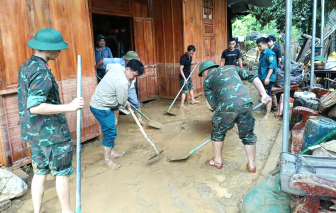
[76,55,82,213]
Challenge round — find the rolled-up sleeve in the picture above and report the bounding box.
[27,70,52,109]
[116,80,129,107]
[236,67,257,83]
[267,53,277,71]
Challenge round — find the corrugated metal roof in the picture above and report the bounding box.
[328,9,336,26]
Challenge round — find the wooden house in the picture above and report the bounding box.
[0,0,228,167]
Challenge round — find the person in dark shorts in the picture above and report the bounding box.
[18,28,84,213]
[256,37,277,119]
[220,38,243,68]
[179,45,201,109]
[198,61,270,173]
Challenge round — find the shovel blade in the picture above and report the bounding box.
[148,149,164,160]
[149,120,163,129]
[167,154,191,162]
[166,109,178,116]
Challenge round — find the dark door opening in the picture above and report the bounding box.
[91,14,134,59]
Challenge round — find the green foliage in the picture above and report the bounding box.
[243,40,257,50]
[232,14,303,41]
[250,0,335,35]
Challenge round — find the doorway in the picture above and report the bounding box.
[91,14,134,58]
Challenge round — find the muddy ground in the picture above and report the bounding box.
[8,83,282,213]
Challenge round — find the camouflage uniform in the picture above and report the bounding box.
[204,65,257,145]
[17,55,73,176]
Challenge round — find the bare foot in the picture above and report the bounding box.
[104,159,121,170]
[111,149,125,159]
[262,113,270,120]
[191,100,200,104]
[180,105,187,109]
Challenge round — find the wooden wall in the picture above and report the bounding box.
[154,0,184,99]
[0,0,98,167]
[154,0,228,99]
[183,0,228,96]
[90,0,148,18]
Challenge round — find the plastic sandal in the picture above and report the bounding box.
[205,157,223,169]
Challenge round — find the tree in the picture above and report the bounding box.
[251,0,336,35]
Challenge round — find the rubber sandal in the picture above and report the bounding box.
[246,163,256,173]
[205,157,223,169]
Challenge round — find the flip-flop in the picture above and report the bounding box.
[205,157,223,169]
[246,163,256,173]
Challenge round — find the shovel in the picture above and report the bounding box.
[166,63,200,115]
[130,103,163,129]
[129,108,163,160]
[167,101,266,162]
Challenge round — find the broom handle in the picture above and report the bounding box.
[167,63,199,112]
[130,103,151,121]
[129,108,159,155]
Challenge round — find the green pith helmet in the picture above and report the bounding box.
[198,61,219,77]
[27,28,68,51]
[123,51,140,61]
[95,34,107,41]
[314,55,326,62]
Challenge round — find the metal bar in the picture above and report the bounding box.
[320,0,325,55]
[167,63,199,112]
[76,55,82,213]
[310,0,318,87]
[282,0,293,152]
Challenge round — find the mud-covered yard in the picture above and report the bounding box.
[9,83,282,213]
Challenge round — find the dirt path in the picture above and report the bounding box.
[13,86,282,213]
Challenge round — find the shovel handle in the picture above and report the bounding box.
[129,108,159,155]
[130,103,151,121]
[189,139,211,155]
[167,63,199,112]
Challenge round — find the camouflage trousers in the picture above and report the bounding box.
[211,103,257,145]
[30,140,74,176]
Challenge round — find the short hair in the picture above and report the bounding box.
[267,35,276,42]
[281,30,285,33]
[187,45,196,52]
[126,59,145,76]
[256,37,268,44]
[229,38,236,43]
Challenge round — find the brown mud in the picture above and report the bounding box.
[10,83,282,213]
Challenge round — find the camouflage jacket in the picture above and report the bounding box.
[17,55,72,146]
[203,66,257,112]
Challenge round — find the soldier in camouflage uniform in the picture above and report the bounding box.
[18,28,84,213]
[198,61,270,173]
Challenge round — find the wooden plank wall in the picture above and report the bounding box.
[0,0,99,167]
[154,0,184,99]
[183,0,228,96]
[154,0,227,99]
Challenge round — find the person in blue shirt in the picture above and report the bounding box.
[256,37,277,119]
[95,51,145,126]
[95,34,113,83]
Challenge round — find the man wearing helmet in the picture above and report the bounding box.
[198,61,270,173]
[18,28,84,213]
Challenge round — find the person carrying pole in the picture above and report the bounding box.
[179,45,201,109]
[18,28,84,213]
[198,61,270,172]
